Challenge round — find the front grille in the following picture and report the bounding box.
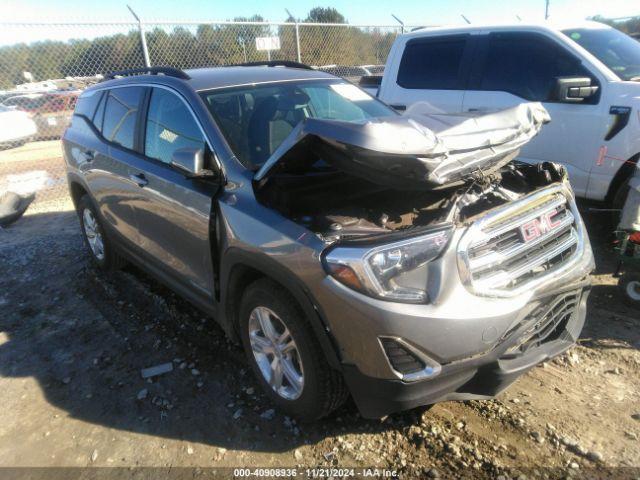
[380,338,424,375]
[458,186,581,296]
[504,291,579,355]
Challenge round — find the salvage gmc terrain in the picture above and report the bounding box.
[63,63,594,420]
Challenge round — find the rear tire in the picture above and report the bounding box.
[77,194,126,271]
[239,278,347,421]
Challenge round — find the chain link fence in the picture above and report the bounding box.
[0,20,416,212]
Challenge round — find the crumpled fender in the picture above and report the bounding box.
[254,102,550,189]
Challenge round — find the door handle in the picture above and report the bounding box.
[129,173,148,187]
[81,150,94,162]
[390,104,406,111]
[467,107,491,113]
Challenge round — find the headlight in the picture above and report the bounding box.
[322,228,452,303]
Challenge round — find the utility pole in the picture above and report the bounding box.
[545,0,550,20]
[127,5,151,68]
[285,8,301,63]
[391,14,405,34]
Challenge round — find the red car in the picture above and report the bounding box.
[3,91,79,139]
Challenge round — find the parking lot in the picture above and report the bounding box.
[0,140,69,213]
[0,165,638,478]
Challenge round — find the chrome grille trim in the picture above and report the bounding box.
[457,184,585,298]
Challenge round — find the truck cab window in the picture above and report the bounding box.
[397,38,467,89]
[480,32,594,102]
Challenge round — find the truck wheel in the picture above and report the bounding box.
[619,272,640,308]
[239,278,347,421]
[77,194,126,270]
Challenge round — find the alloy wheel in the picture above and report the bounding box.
[248,306,304,400]
[82,208,105,261]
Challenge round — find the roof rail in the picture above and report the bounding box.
[234,60,314,70]
[102,66,190,81]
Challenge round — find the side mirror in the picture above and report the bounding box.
[554,77,599,103]
[171,147,204,175]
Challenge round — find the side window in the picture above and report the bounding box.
[93,91,107,132]
[102,86,144,150]
[144,88,206,164]
[397,37,467,89]
[480,32,594,102]
[73,90,103,120]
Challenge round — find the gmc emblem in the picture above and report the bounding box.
[520,210,562,243]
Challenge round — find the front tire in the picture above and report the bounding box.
[239,278,347,421]
[77,194,125,270]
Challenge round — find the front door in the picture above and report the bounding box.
[130,86,220,298]
[461,31,608,198]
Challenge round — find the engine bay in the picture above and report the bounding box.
[255,160,569,242]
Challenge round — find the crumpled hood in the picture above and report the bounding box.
[254,102,550,189]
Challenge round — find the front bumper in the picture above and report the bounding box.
[341,283,589,418]
[311,221,594,418]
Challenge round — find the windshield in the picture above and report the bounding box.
[563,27,640,81]
[200,79,396,168]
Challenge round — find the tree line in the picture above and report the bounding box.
[0,7,396,89]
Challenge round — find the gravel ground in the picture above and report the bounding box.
[0,198,638,479]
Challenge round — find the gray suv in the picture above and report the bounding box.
[63,63,594,420]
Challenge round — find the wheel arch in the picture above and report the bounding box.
[605,152,640,204]
[220,248,342,370]
[68,178,88,209]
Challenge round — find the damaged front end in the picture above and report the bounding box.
[254,102,556,242]
[253,102,593,304]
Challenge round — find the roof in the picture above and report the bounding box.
[403,20,611,38]
[184,66,336,91]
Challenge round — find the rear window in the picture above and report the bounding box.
[397,37,467,89]
[102,87,145,150]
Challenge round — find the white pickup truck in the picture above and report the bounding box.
[364,21,640,205]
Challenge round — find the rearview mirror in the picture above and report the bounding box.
[171,147,204,175]
[554,77,599,103]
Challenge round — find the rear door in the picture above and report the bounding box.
[381,34,475,114]
[129,86,221,298]
[462,31,608,197]
[83,85,147,247]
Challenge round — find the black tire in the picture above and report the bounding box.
[77,194,126,271]
[611,180,630,228]
[618,272,640,309]
[239,278,348,421]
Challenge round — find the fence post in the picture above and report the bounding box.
[294,22,301,63]
[127,5,151,68]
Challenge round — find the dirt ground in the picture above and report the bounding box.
[0,193,639,479]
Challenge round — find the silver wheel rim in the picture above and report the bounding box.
[626,280,640,301]
[82,208,105,261]
[248,306,304,400]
